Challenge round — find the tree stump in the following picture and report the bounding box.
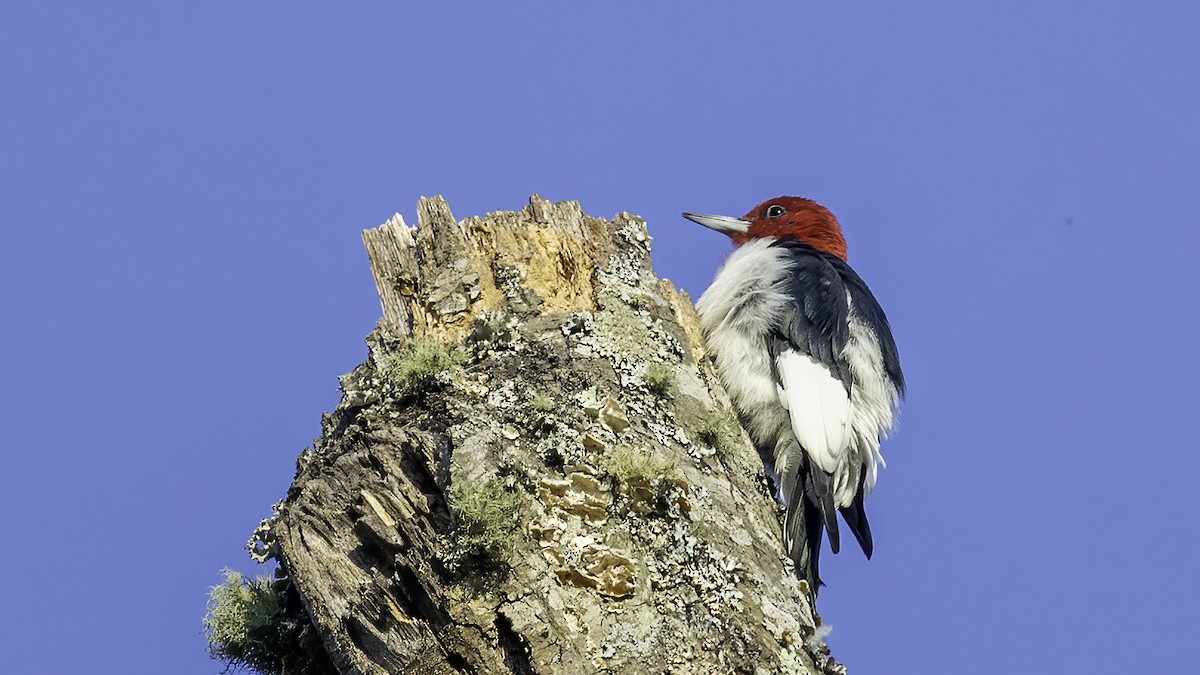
[270,196,842,674]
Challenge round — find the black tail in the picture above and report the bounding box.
[780,453,878,593]
[838,469,874,559]
[779,448,843,594]
[804,463,840,554]
[772,437,878,588]
[783,480,825,592]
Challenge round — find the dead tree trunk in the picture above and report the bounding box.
[268,196,843,674]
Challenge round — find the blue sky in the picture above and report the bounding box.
[2,2,1197,673]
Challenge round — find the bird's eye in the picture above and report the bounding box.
[765,204,786,219]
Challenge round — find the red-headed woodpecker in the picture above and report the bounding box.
[684,196,904,592]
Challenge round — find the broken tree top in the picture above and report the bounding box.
[363,195,672,340]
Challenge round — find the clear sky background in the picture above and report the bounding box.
[2,2,1197,673]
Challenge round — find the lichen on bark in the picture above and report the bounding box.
[252,195,845,674]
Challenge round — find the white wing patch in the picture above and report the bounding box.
[775,349,851,478]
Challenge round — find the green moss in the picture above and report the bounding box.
[697,411,741,460]
[381,336,466,398]
[522,392,561,439]
[605,443,678,482]
[204,569,285,675]
[446,478,526,569]
[644,363,676,399]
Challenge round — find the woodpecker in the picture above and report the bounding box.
[684,196,904,593]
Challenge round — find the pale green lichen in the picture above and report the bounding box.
[604,443,678,482]
[529,393,556,413]
[204,569,285,675]
[380,336,466,397]
[446,478,526,568]
[246,504,283,564]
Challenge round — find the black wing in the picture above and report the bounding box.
[764,244,854,393]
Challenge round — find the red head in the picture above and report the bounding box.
[683,196,847,261]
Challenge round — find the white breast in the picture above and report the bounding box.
[696,239,798,452]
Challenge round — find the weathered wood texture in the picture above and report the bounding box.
[272,196,842,674]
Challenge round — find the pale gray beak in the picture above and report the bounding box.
[682,212,750,235]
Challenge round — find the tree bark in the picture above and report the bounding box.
[270,196,844,674]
